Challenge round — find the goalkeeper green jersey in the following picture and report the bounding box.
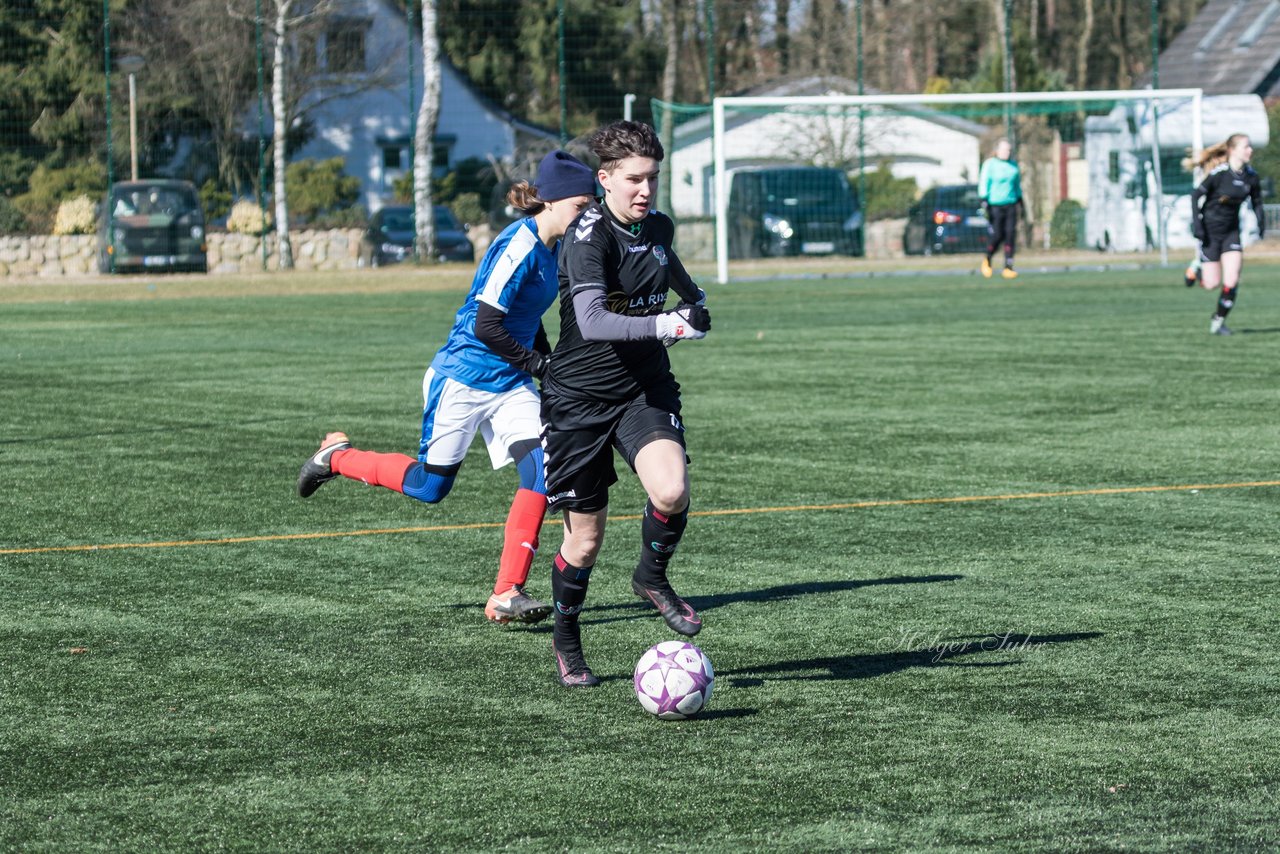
[978,157,1022,206]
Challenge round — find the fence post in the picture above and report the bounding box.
[255,0,268,270]
[103,0,115,273]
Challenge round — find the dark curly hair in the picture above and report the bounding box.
[589,120,665,172]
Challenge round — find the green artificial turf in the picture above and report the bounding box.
[2,266,1278,851]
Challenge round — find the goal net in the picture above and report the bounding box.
[653,89,1267,283]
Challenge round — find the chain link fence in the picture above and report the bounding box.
[0,1,1256,276]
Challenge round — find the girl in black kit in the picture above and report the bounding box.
[1188,134,1265,335]
[541,120,711,687]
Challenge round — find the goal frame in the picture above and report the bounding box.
[711,88,1206,283]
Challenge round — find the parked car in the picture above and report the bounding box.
[903,184,990,256]
[727,166,864,259]
[98,179,207,273]
[358,205,475,266]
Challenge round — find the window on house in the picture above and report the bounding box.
[1158,150,1194,196]
[1109,151,1120,184]
[294,32,318,76]
[383,147,403,171]
[325,25,366,73]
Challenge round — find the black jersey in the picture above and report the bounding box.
[549,201,693,402]
[1192,163,1265,235]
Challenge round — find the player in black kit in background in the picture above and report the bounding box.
[541,120,712,687]
[1188,134,1265,335]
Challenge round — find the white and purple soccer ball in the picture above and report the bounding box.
[633,640,714,720]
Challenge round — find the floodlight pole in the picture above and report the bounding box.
[117,55,145,181]
[624,93,636,121]
[128,73,139,180]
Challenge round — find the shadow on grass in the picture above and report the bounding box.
[578,574,965,628]
[723,631,1103,686]
[686,707,758,721]
[1237,327,1280,335]
[445,575,963,625]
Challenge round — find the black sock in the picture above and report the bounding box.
[551,553,592,651]
[633,500,689,588]
[1216,286,1237,318]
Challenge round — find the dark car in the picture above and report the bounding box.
[728,166,864,259]
[903,184,990,256]
[358,205,474,266]
[99,179,207,273]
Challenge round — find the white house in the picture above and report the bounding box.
[290,0,558,212]
[1083,94,1269,251]
[666,76,987,218]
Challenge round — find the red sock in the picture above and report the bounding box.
[494,488,548,593]
[329,448,415,493]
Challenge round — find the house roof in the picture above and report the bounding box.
[669,75,988,148]
[1149,0,1280,96]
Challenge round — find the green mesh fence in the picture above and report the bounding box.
[652,93,1209,267]
[0,2,1232,274]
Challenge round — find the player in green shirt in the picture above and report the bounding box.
[978,138,1025,280]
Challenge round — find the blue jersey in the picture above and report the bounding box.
[430,218,559,392]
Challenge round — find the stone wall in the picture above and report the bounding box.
[0,220,909,278]
[0,229,365,278]
[0,235,99,277]
[206,229,363,274]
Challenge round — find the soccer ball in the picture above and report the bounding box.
[633,640,714,720]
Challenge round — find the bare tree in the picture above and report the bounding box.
[119,0,257,192]
[776,0,791,75]
[414,0,440,261]
[1077,0,1093,91]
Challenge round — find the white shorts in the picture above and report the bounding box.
[418,368,542,469]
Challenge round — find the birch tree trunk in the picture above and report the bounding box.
[414,0,440,262]
[272,0,293,269]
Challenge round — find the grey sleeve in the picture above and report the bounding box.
[572,286,661,342]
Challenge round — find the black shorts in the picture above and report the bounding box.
[542,382,685,514]
[1198,229,1242,263]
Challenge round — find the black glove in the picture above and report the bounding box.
[523,352,549,381]
[656,303,711,346]
[676,302,711,332]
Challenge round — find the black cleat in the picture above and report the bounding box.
[297,431,351,497]
[553,638,601,687]
[486,586,553,625]
[632,577,702,636]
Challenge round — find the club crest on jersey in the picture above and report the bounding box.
[652,245,668,265]
[574,209,602,242]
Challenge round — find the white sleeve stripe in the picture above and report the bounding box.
[476,294,508,313]
[570,282,606,294]
[478,225,539,308]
